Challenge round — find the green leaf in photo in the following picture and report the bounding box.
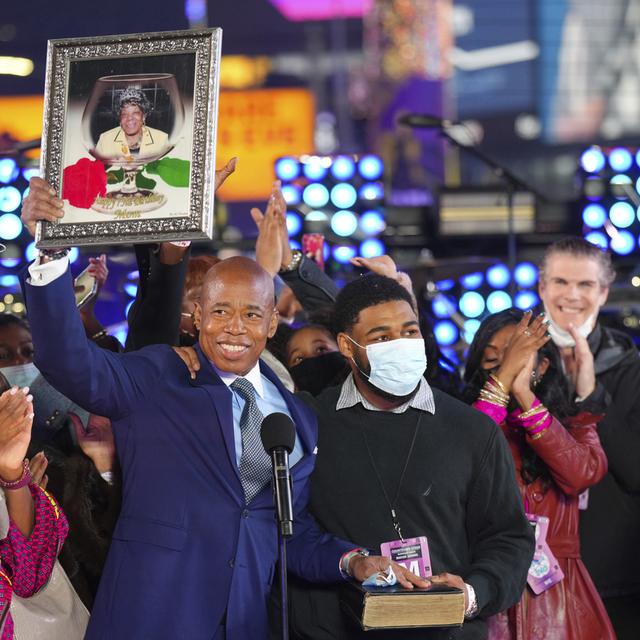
[145,157,190,188]
[136,172,157,190]
[106,168,124,184]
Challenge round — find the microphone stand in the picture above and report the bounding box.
[278,530,289,640]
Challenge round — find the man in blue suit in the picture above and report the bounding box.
[23,250,426,640]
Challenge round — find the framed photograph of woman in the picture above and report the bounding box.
[36,28,221,248]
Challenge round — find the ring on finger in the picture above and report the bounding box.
[523,329,532,337]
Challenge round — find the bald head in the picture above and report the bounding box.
[195,256,278,376]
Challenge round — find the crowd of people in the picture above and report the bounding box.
[0,167,636,640]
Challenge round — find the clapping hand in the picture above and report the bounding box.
[70,413,115,474]
[0,387,33,482]
[251,181,290,276]
[564,324,596,400]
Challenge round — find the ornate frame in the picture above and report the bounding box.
[36,28,221,248]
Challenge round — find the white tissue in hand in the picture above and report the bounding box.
[362,565,397,587]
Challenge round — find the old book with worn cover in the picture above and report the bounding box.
[340,582,465,631]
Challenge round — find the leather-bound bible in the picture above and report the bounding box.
[340,582,465,631]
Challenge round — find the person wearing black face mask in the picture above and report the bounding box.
[462,308,614,640]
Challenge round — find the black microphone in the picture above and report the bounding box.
[261,413,296,537]
[397,113,460,128]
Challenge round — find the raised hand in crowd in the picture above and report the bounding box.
[561,324,596,400]
[351,255,417,308]
[493,310,549,393]
[70,413,116,476]
[0,386,35,537]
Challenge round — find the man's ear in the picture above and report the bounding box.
[267,308,279,339]
[597,286,609,309]
[337,333,355,359]
[193,302,202,331]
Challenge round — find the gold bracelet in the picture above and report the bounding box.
[478,389,508,408]
[519,403,548,420]
[91,329,108,341]
[489,373,508,394]
[529,424,550,440]
[524,412,550,431]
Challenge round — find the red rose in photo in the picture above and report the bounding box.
[62,158,107,209]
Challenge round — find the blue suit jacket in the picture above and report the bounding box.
[24,268,352,640]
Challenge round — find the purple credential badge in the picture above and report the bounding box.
[380,536,432,578]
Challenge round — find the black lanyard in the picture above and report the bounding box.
[359,412,423,542]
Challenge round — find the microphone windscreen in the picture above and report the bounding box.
[261,412,296,454]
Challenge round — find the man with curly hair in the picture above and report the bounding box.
[95,87,169,162]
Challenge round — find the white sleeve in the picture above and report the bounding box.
[27,255,70,286]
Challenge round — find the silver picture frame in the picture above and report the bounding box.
[36,28,221,248]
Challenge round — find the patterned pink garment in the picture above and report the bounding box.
[0,484,69,640]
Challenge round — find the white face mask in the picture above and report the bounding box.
[544,305,596,348]
[0,362,40,389]
[346,336,427,397]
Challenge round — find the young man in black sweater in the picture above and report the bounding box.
[289,274,534,640]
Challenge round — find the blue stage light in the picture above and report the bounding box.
[610,174,633,200]
[358,155,384,180]
[460,272,483,290]
[585,231,608,249]
[281,184,301,205]
[582,203,607,228]
[69,247,79,264]
[125,300,135,318]
[124,283,138,297]
[0,214,22,240]
[25,241,37,262]
[286,212,302,237]
[330,210,358,237]
[0,275,19,287]
[331,156,356,181]
[514,262,538,288]
[436,279,455,291]
[21,187,30,202]
[290,239,301,251]
[610,230,635,255]
[486,291,512,313]
[580,147,606,173]
[323,243,330,262]
[358,182,384,201]
[303,183,329,208]
[359,238,385,258]
[332,245,357,264]
[0,258,20,268]
[0,187,22,213]
[275,157,300,181]
[609,147,633,172]
[515,290,539,310]
[463,319,481,343]
[303,156,328,181]
[359,210,386,235]
[330,183,357,209]
[305,210,328,222]
[434,320,458,347]
[459,291,485,318]
[609,202,635,228]
[432,295,454,318]
[21,168,39,182]
[487,264,511,289]
[0,159,18,185]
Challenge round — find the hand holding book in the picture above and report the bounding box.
[348,555,430,590]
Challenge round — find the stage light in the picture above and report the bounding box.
[0,159,18,184]
[69,247,79,264]
[0,258,20,268]
[275,157,300,181]
[286,212,302,236]
[332,245,357,263]
[487,264,510,289]
[610,174,633,199]
[359,210,386,235]
[290,239,301,251]
[584,176,605,200]
[434,320,458,347]
[281,184,301,205]
[610,230,635,255]
[609,147,633,172]
[125,300,135,318]
[486,291,512,313]
[359,238,385,258]
[609,202,635,228]
[0,275,18,287]
[330,210,358,237]
[305,210,328,222]
[515,290,539,310]
[463,319,481,343]
[0,214,22,240]
[585,231,608,249]
[0,187,22,213]
[22,187,29,202]
[303,183,329,208]
[460,272,483,290]
[124,283,138,297]
[580,147,606,173]
[436,279,455,291]
[21,168,39,182]
[303,156,328,181]
[432,294,454,319]
[330,183,357,209]
[358,182,384,201]
[459,291,485,318]
[358,155,384,180]
[514,262,538,287]
[331,156,356,181]
[582,203,607,228]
